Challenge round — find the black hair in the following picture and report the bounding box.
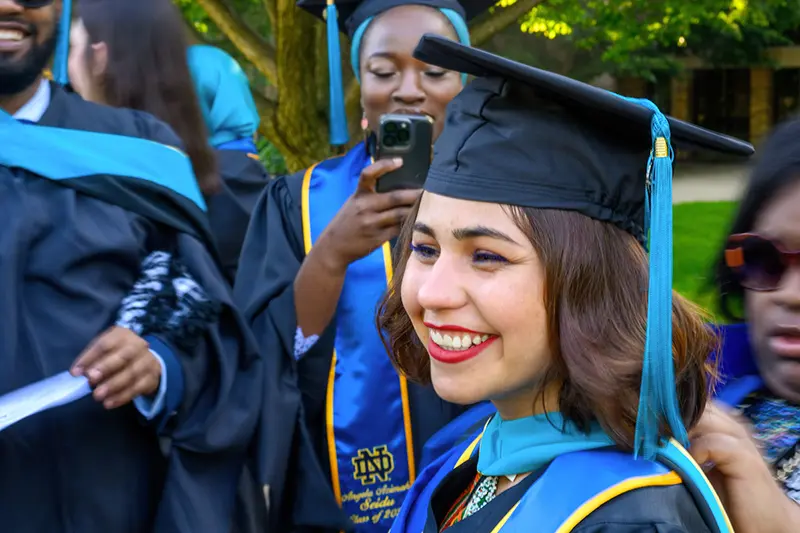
[713,119,800,321]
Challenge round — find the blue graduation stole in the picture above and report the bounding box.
[712,323,764,406]
[0,109,206,211]
[301,142,416,531]
[391,433,733,532]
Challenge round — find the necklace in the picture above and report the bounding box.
[462,475,498,518]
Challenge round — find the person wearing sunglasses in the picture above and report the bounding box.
[0,0,261,531]
[712,119,800,521]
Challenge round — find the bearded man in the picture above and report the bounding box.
[0,0,262,531]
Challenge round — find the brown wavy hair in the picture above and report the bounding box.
[377,201,718,449]
[76,0,219,194]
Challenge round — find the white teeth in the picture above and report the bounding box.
[429,329,492,351]
[0,30,24,42]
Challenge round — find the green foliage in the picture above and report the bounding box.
[673,200,738,320]
[257,136,289,176]
[511,0,800,79]
[175,0,273,94]
[176,0,272,43]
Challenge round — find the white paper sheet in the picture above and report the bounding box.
[0,371,92,433]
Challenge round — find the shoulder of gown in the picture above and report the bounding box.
[234,168,341,531]
[572,483,714,533]
[234,169,305,336]
[43,83,183,148]
[207,150,271,281]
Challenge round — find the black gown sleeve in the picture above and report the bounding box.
[207,150,270,282]
[120,107,265,533]
[234,174,347,532]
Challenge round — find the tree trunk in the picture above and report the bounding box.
[190,0,555,172]
[270,4,330,171]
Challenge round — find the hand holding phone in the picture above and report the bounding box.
[375,113,433,194]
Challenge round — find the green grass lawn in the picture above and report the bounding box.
[673,201,738,319]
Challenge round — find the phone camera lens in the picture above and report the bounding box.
[397,130,410,143]
[383,135,397,147]
[385,122,397,133]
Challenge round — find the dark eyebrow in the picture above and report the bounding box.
[367,52,398,62]
[413,222,435,237]
[413,223,521,246]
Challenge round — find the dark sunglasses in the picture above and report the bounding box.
[725,233,800,291]
[12,0,54,8]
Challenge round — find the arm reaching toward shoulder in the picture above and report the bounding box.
[690,402,800,533]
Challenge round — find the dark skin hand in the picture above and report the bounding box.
[690,402,800,533]
[70,326,161,409]
[294,158,421,337]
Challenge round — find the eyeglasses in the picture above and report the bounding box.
[11,0,54,8]
[725,233,800,291]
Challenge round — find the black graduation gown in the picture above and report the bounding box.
[0,84,262,533]
[206,149,270,282]
[235,170,469,532]
[428,456,713,533]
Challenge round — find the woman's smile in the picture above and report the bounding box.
[425,321,498,364]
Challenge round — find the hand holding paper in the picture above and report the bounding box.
[0,372,92,433]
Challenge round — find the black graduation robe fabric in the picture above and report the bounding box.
[0,84,262,533]
[428,456,712,533]
[206,149,270,282]
[235,170,469,532]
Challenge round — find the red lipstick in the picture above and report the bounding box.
[423,322,484,334]
[423,322,497,364]
[427,336,497,364]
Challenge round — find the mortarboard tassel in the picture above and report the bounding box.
[52,0,72,86]
[623,97,687,461]
[326,0,349,146]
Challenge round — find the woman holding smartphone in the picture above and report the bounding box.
[235,0,493,531]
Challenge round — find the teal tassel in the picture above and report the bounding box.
[326,2,349,146]
[620,97,687,460]
[53,0,72,86]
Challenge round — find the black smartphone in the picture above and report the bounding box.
[375,113,433,193]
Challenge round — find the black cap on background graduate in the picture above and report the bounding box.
[414,34,754,460]
[51,0,73,85]
[296,0,496,145]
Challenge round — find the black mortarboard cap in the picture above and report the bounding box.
[297,0,493,38]
[413,34,754,462]
[415,34,754,242]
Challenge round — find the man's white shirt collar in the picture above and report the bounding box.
[13,79,51,123]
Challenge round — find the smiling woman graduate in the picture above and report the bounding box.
[234,0,495,530]
[376,35,755,532]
